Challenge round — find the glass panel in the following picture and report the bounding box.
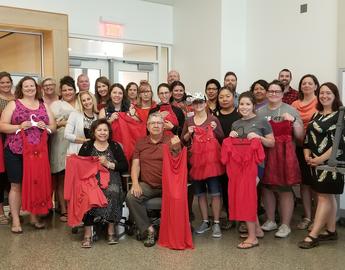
[159,47,168,83]
[118,71,148,87]
[0,31,42,76]
[69,38,157,62]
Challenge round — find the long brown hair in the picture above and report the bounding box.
[15,76,42,100]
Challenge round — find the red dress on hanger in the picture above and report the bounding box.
[111,112,147,162]
[159,104,179,136]
[21,129,52,215]
[221,138,265,222]
[158,145,194,250]
[263,120,301,186]
[189,126,225,180]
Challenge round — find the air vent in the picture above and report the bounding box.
[300,4,307,13]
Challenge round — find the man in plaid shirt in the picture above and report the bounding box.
[278,69,298,105]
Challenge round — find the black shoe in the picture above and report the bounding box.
[318,230,338,241]
[143,229,156,247]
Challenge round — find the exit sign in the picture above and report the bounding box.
[100,18,123,38]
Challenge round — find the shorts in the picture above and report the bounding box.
[193,176,222,197]
[4,147,23,184]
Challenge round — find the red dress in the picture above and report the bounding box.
[111,112,147,162]
[21,130,52,215]
[221,138,265,222]
[263,120,301,186]
[189,126,225,180]
[64,154,109,227]
[159,104,179,136]
[158,145,194,250]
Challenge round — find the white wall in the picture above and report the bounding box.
[245,0,338,90]
[173,0,222,93]
[0,0,173,44]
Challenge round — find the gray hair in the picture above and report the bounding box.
[147,112,164,124]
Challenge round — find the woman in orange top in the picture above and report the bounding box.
[291,74,319,230]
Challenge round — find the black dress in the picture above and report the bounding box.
[305,112,345,194]
[79,141,128,224]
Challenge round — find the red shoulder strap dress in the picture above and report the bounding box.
[21,129,52,215]
[189,125,225,180]
[158,145,194,250]
[263,120,301,186]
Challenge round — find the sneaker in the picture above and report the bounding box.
[275,224,291,238]
[195,221,211,234]
[212,223,222,238]
[143,229,156,247]
[297,218,312,230]
[261,220,278,232]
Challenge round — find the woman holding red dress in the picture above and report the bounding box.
[170,81,193,117]
[228,91,274,249]
[256,80,304,238]
[181,93,224,238]
[134,81,156,123]
[0,76,56,233]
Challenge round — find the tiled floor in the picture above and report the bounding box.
[1,208,345,270]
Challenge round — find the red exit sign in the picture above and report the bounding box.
[100,20,123,38]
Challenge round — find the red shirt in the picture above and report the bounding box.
[282,87,299,105]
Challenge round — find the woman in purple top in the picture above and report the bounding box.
[0,76,56,234]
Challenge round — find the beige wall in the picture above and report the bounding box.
[0,6,68,81]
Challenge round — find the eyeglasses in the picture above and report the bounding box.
[267,90,283,95]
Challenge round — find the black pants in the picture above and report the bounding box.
[0,172,9,204]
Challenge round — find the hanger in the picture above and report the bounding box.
[15,114,52,134]
[232,127,251,145]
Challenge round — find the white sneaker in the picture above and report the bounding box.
[261,220,278,232]
[275,224,291,238]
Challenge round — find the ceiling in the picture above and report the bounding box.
[141,0,174,6]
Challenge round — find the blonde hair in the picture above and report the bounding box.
[77,91,98,113]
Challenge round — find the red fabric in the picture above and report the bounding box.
[189,125,225,180]
[21,130,52,215]
[263,120,301,186]
[0,137,5,173]
[158,145,194,250]
[159,104,179,136]
[221,138,265,222]
[135,103,157,123]
[111,112,147,162]
[64,154,109,227]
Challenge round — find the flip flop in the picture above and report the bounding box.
[240,233,264,239]
[237,241,259,249]
[11,226,23,234]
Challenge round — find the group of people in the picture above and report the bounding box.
[0,68,343,251]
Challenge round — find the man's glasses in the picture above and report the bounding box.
[267,90,283,95]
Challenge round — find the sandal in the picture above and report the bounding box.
[107,234,119,245]
[59,213,68,222]
[0,214,9,225]
[81,237,92,248]
[11,226,23,234]
[297,218,312,230]
[240,233,264,239]
[318,230,338,241]
[298,235,319,249]
[30,222,46,229]
[237,240,259,249]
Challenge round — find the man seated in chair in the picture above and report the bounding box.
[126,112,181,247]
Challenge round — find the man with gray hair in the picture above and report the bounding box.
[126,112,181,247]
[167,70,180,85]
